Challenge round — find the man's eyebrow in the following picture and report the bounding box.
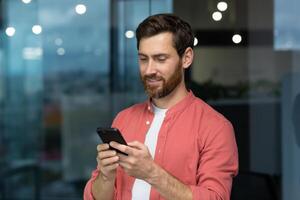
[152,54,169,58]
[154,53,168,56]
[138,53,169,57]
[138,53,147,56]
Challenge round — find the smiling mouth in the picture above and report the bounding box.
[146,79,162,85]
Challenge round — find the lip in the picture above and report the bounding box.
[146,79,162,86]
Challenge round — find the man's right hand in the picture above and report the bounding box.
[96,143,119,181]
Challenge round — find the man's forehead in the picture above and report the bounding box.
[139,32,173,44]
[138,33,176,55]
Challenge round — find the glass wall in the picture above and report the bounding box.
[0,0,171,199]
[174,0,297,199]
[276,0,300,199]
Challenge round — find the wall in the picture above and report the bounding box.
[174,0,293,175]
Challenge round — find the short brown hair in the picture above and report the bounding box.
[136,13,194,57]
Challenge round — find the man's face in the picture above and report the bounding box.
[138,32,184,99]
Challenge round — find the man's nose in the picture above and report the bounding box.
[145,60,157,75]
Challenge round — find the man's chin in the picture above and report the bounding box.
[146,89,162,99]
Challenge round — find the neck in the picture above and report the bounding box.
[151,81,189,109]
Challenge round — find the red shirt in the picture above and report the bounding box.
[84,91,238,200]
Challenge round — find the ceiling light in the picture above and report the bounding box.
[217,2,228,12]
[212,11,222,21]
[125,30,135,38]
[32,25,42,35]
[194,37,198,46]
[22,47,43,60]
[57,48,65,56]
[75,4,87,15]
[232,34,242,44]
[5,27,16,37]
[22,0,32,4]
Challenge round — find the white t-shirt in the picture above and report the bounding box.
[131,104,167,200]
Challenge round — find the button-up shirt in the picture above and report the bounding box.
[84,91,239,200]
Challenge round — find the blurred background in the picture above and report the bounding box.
[0,0,299,199]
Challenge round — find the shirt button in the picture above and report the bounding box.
[146,121,150,125]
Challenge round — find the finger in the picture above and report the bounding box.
[127,141,145,150]
[105,163,119,171]
[117,153,128,161]
[100,163,119,174]
[110,142,135,155]
[97,144,110,152]
[99,156,119,166]
[118,160,132,170]
[117,153,137,166]
[117,153,135,163]
[99,150,117,159]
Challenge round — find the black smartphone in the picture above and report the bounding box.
[96,127,128,156]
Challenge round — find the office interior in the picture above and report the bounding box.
[0,0,299,199]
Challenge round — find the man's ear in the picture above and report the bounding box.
[182,47,194,69]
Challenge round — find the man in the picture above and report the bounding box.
[84,13,238,200]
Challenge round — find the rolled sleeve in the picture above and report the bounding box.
[192,121,239,200]
[83,169,100,200]
[189,185,223,200]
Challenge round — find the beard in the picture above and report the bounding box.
[141,61,183,99]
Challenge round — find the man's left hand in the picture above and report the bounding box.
[109,141,155,180]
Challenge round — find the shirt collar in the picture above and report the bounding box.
[146,91,196,116]
[152,103,168,114]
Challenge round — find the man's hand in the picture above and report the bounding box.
[92,144,118,200]
[110,141,155,180]
[96,143,119,181]
[110,141,193,200]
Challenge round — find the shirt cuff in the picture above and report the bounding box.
[189,185,227,200]
[83,169,100,200]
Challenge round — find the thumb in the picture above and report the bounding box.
[127,141,145,150]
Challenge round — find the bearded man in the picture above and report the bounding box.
[84,13,238,200]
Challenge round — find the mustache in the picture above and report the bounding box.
[143,74,164,81]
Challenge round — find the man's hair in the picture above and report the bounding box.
[136,13,194,57]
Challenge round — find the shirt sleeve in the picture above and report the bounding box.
[83,111,126,200]
[189,121,239,200]
[83,168,100,200]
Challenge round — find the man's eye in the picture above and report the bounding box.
[157,57,166,62]
[139,57,147,61]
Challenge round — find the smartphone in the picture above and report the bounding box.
[96,127,128,156]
